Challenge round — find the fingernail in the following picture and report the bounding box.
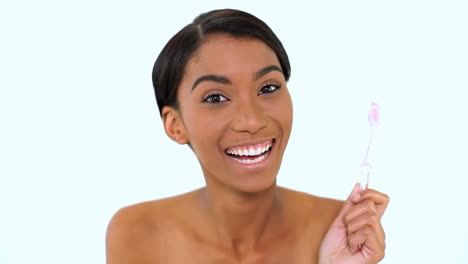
[352,193,361,202]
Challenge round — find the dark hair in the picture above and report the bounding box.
[152,9,291,116]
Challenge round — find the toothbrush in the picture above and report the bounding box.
[360,102,380,191]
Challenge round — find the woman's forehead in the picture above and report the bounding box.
[185,34,281,79]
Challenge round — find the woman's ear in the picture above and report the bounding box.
[161,106,189,145]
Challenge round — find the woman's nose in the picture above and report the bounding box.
[230,98,268,134]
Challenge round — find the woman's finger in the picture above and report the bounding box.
[360,225,386,262]
[331,183,362,227]
[357,189,390,218]
[348,224,386,259]
[344,198,379,224]
[348,225,372,254]
[345,210,386,247]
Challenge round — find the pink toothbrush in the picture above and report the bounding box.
[360,102,380,191]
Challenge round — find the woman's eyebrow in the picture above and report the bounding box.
[253,65,283,80]
[192,75,231,92]
[191,65,283,93]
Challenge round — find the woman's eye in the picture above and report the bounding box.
[202,93,229,104]
[258,83,281,95]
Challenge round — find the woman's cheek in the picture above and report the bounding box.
[191,107,228,139]
[271,92,293,126]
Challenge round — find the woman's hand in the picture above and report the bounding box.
[319,183,389,264]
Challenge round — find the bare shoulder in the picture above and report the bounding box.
[278,186,344,229]
[105,189,202,264]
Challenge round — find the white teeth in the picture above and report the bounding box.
[249,148,255,156]
[229,151,269,164]
[255,147,261,155]
[226,140,274,157]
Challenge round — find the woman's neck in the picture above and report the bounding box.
[200,182,285,258]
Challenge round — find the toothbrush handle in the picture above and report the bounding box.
[360,162,371,191]
[360,128,374,191]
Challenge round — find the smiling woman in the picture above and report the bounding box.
[105,9,389,264]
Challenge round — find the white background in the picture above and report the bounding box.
[1,0,467,263]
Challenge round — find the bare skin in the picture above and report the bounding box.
[106,186,344,264]
[106,34,389,264]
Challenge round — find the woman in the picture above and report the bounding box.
[106,9,389,264]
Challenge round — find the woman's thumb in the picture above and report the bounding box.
[336,183,362,219]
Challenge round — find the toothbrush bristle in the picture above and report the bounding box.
[368,102,380,128]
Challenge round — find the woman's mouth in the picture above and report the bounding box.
[224,139,275,165]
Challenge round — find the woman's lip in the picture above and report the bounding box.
[225,139,276,167]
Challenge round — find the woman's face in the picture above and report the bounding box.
[170,34,293,193]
